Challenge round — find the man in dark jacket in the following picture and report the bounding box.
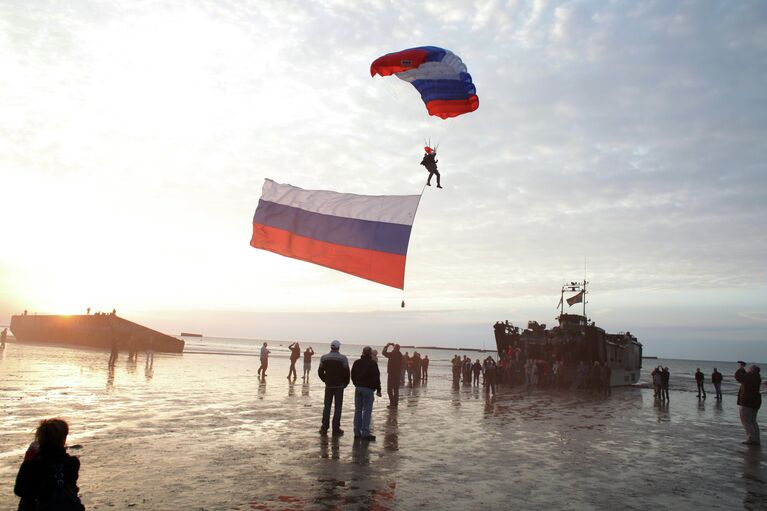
[382,342,403,408]
[661,366,670,401]
[711,368,723,400]
[735,362,762,445]
[351,346,382,440]
[695,368,706,398]
[318,340,350,436]
[420,146,442,188]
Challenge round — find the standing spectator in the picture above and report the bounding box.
[287,342,301,381]
[382,343,403,408]
[1,326,8,349]
[422,355,430,382]
[303,346,315,381]
[711,368,723,400]
[661,366,670,401]
[483,356,497,395]
[15,418,84,511]
[351,346,381,441]
[472,359,482,386]
[317,340,350,436]
[257,342,270,378]
[602,362,612,396]
[451,355,462,386]
[695,368,706,399]
[735,362,761,446]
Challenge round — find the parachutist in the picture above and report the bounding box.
[421,147,442,188]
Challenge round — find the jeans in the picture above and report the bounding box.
[387,373,399,406]
[354,387,375,436]
[321,387,344,432]
[740,406,760,444]
[696,381,706,397]
[714,382,722,399]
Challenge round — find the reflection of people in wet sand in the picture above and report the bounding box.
[288,342,301,380]
[258,342,270,378]
[14,418,85,511]
[735,362,761,446]
[382,343,403,408]
[318,340,350,436]
[303,346,315,380]
[351,346,381,441]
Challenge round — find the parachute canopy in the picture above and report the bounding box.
[370,46,479,119]
[250,179,421,289]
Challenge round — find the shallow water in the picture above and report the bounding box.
[0,342,765,510]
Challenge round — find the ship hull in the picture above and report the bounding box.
[10,314,184,353]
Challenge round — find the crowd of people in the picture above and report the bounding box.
[13,340,765,509]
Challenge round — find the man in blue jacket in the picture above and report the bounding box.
[318,340,350,436]
[351,346,382,440]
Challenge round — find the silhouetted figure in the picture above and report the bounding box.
[712,368,723,400]
[421,146,442,188]
[108,337,119,367]
[351,346,381,441]
[451,355,462,385]
[86,307,90,315]
[1,327,7,349]
[382,343,403,408]
[695,368,706,398]
[735,362,761,445]
[422,355,429,381]
[288,342,301,380]
[318,340,350,436]
[602,362,612,396]
[661,367,670,401]
[303,346,315,380]
[472,360,482,386]
[15,418,84,511]
[483,356,497,394]
[258,342,270,378]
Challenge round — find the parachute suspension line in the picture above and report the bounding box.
[400,183,428,310]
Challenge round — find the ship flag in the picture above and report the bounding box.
[250,179,421,289]
[566,290,585,306]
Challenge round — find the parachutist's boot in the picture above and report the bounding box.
[426,182,431,186]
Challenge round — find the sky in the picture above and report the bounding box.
[1,0,765,361]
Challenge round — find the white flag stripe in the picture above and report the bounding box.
[260,179,420,226]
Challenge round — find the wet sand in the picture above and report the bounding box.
[1,343,765,510]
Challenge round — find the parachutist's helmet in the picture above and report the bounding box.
[424,146,433,154]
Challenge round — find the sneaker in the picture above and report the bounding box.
[362,434,376,441]
[332,429,344,436]
[319,428,328,435]
[437,185,442,188]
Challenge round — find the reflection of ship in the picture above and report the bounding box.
[10,314,184,353]
[493,281,642,386]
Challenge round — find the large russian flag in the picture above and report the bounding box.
[250,179,421,289]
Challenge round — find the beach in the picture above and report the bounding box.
[1,340,765,510]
